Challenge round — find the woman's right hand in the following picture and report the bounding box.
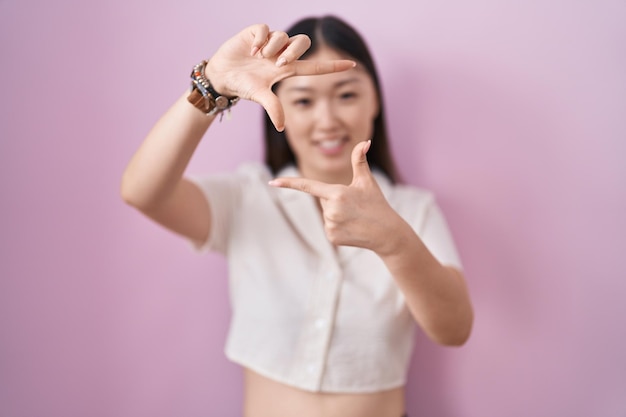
[203,24,355,131]
[121,24,354,246]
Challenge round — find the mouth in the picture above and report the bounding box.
[315,137,348,155]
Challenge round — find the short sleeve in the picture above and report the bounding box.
[420,200,463,270]
[187,172,242,254]
[186,163,272,254]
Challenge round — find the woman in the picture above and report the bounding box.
[121,15,473,417]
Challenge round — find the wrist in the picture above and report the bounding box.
[187,60,239,117]
[203,59,229,95]
[374,216,416,257]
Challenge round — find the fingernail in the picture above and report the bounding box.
[268,180,281,187]
[250,46,259,56]
[276,57,287,67]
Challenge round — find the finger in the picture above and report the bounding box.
[250,88,285,131]
[274,34,311,67]
[268,177,335,199]
[291,59,356,75]
[247,24,270,56]
[259,31,290,58]
[350,140,372,183]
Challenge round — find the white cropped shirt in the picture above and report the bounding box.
[189,163,462,393]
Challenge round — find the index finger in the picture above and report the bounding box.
[291,59,356,76]
[268,177,336,198]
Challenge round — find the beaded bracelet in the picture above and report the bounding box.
[188,60,239,118]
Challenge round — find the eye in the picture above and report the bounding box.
[293,98,312,107]
[339,91,357,100]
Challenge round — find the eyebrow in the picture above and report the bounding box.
[282,77,363,93]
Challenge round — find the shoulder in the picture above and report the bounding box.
[235,162,273,181]
[390,185,437,229]
[223,162,273,184]
[374,170,435,211]
[373,171,443,233]
[390,183,435,205]
[189,162,272,186]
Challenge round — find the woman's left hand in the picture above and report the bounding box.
[269,141,404,255]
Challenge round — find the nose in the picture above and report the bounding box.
[313,100,339,130]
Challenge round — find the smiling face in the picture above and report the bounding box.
[275,47,380,185]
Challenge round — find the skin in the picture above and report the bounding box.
[274,48,379,186]
[121,23,473,417]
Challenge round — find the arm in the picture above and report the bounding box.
[120,92,216,243]
[120,24,356,243]
[269,141,474,346]
[373,213,473,346]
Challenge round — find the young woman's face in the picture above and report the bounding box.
[276,47,379,185]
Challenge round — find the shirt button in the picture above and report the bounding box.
[315,318,325,329]
[326,272,335,281]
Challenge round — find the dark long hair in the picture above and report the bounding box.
[263,15,399,183]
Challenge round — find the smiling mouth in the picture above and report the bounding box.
[318,138,345,150]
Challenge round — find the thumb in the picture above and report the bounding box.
[252,88,285,131]
[351,140,372,183]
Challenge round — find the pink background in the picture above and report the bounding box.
[1,0,625,416]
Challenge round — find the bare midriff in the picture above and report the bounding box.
[243,368,406,417]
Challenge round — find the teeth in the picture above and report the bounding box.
[319,139,342,149]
